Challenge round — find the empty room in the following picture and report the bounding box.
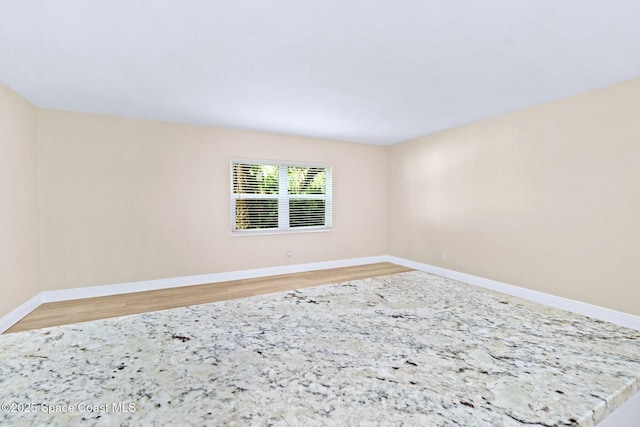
[1,1,639,426]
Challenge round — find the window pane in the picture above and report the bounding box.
[289,200,326,228]
[231,160,331,234]
[288,167,326,195]
[235,199,278,230]
[233,163,279,195]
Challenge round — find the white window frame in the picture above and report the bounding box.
[230,159,333,236]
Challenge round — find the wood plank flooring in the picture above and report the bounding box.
[5,262,412,334]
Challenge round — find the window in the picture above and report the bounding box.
[231,159,332,234]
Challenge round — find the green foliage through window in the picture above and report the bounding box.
[232,161,332,232]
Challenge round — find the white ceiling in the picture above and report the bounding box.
[1,1,639,145]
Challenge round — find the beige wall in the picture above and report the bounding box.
[3,77,640,319]
[37,110,389,291]
[390,78,640,316]
[0,83,40,318]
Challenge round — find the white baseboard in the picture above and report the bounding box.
[3,255,639,334]
[39,255,389,303]
[0,294,42,333]
[0,256,388,333]
[388,256,640,331]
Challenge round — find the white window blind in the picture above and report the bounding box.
[231,160,332,234]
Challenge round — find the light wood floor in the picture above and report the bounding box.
[5,262,412,334]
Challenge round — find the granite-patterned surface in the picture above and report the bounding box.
[1,271,639,426]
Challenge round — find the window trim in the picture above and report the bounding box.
[230,158,333,236]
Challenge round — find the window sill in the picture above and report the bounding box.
[231,227,332,237]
